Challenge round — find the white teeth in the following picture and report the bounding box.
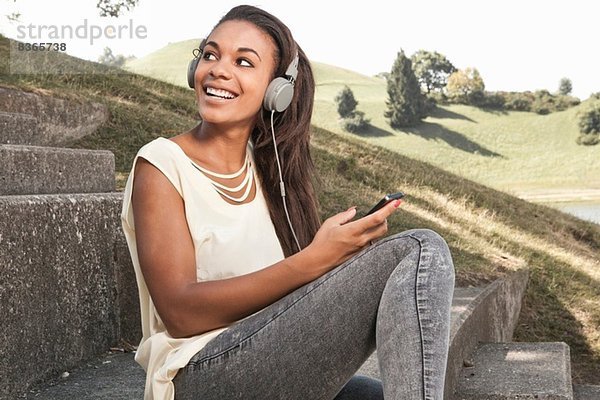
[206,87,236,99]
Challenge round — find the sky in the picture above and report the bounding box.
[1,0,598,99]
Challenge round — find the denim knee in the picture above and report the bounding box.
[388,228,455,279]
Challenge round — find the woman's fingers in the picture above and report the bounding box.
[350,199,402,231]
[359,199,402,244]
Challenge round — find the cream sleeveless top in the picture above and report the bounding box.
[120,136,285,400]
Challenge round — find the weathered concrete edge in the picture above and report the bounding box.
[445,268,530,400]
[0,192,140,399]
[455,342,573,400]
[0,86,109,146]
[573,384,600,400]
[0,144,116,195]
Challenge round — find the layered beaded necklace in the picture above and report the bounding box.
[189,152,254,203]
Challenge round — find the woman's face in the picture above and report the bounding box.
[194,20,278,128]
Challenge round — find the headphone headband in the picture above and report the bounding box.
[284,52,299,83]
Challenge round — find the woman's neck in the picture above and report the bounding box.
[190,121,252,172]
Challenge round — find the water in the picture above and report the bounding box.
[548,201,600,225]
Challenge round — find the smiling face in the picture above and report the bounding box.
[193,20,278,129]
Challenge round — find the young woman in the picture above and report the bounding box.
[121,5,455,400]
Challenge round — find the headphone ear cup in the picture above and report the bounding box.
[263,77,294,112]
[187,58,200,89]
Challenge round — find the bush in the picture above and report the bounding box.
[531,90,554,115]
[576,101,600,146]
[467,90,486,106]
[576,133,600,146]
[334,85,370,133]
[341,111,370,133]
[578,102,600,134]
[531,104,551,115]
[505,97,531,111]
[554,95,580,111]
[446,67,485,105]
[427,91,449,105]
[422,96,437,116]
[470,91,505,109]
[491,90,579,114]
[334,85,358,118]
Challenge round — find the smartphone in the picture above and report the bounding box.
[365,192,405,216]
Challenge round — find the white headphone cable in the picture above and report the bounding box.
[270,110,302,252]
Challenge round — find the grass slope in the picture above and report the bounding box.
[126,39,600,196]
[312,66,600,195]
[2,35,599,383]
[124,38,201,88]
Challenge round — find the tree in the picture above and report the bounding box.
[96,0,139,17]
[446,68,485,104]
[576,101,600,145]
[341,110,370,133]
[558,77,573,96]
[334,86,370,133]
[98,47,135,68]
[5,0,139,19]
[334,85,358,118]
[577,101,600,132]
[411,50,456,94]
[384,50,426,128]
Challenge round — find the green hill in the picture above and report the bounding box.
[312,71,600,196]
[124,38,201,88]
[1,34,599,383]
[125,39,600,198]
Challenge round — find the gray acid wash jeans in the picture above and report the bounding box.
[173,229,455,399]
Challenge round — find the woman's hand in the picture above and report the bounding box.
[301,199,403,277]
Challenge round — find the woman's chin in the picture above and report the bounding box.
[198,106,260,127]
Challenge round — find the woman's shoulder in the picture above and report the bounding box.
[135,136,193,169]
[137,136,177,155]
[131,136,190,191]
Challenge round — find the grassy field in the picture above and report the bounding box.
[124,38,200,89]
[311,63,600,197]
[2,35,600,383]
[124,39,600,198]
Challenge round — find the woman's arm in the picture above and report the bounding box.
[132,157,400,338]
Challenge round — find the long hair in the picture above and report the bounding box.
[210,5,321,257]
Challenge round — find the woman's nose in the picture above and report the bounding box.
[208,59,233,79]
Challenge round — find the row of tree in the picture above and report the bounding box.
[383,50,581,128]
[335,49,596,145]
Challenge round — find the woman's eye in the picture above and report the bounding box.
[238,58,253,67]
[203,52,217,61]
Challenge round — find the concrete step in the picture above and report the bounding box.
[24,352,144,400]
[0,192,139,400]
[454,342,573,400]
[573,384,600,400]
[0,86,109,146]
[359,268,530,400]
[0,111,38,145]
[0,144,115,195]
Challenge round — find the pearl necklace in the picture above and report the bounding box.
[190,153,254,203]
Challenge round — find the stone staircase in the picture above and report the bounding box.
[0,95,139,399]
[2,88,599,399]
[23,268,600,399]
